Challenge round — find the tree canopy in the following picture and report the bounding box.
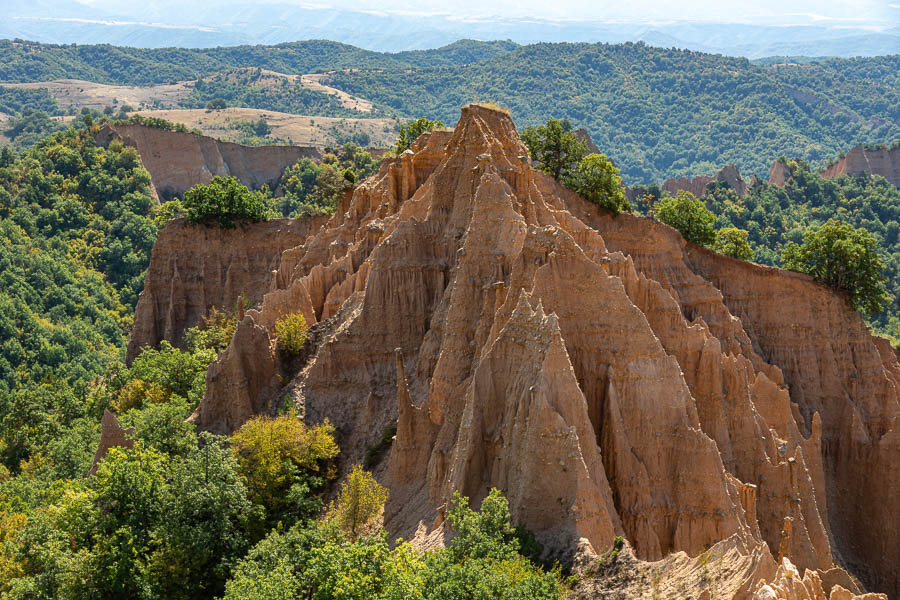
[782,219,889,316]
[652,190,717,246]
[521,117,587,181]
[182,176,274,228]
[396,117,444,153]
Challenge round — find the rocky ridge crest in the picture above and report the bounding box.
[146,105,896,598]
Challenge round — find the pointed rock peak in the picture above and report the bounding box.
[446,103,528,162]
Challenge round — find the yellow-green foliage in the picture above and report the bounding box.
[327,465,389,540]
[0,512,27,591]
[274,312,309,355]
[231,414,338,512]
[111,378,170,413]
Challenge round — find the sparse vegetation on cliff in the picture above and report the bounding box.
[522,118,630,214]
[782,219,889,316]
[395,116,444,153]
[652,190,717,246]
[183,176,275,228]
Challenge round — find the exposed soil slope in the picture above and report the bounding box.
[136,104,897,598]
[94,122,323,201]
[821,145,900,188]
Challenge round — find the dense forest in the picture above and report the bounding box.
[1,39,898,182]
[325,45,900,182]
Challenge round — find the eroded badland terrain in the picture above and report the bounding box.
[127,104,898,599]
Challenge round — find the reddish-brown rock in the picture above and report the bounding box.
[127,217,326,361]
[89,410,135,475]
[147,104,897,597]
[821,145,900,188]
[769,159,793,187]
[663,164,749,197]
[94,123,322,201]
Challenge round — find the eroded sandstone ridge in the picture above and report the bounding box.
[94,123,322,201]
[159,105,897,598]
[127,216,327,361]
[663,164,749,197]
[820,145,900,188]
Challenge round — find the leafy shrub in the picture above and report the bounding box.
[274,312,309,355]
[327,465,389,539]
[566,152,630,214]
[396,117,443,153]
[182,176,274,229]
[713,227,753,260]
[782,219,889,316]
[232,414,339,527]
[521,117,588,181]
[652,190,717,246]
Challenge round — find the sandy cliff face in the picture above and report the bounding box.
[127,217,327,361]
[142,105,897,598]
[663,164,749,197]
[820,145,900,188]
[94,123,322,201]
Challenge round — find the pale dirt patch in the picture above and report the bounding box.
[300,72,373,113]
[0,79,191,111]
[130,107,396,147]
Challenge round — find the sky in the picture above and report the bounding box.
[75,0,899,27]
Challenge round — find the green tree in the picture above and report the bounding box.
[206,98,227,111]
[274,312,309,355]
[327,465,389,540]
[566,153,630,214]
[182,176,274,229]
[652,190,717,246]
[396,117,443,153]
[520,117,588,181]
[713,227,753,260]
[232,414,339,527]
[782,219,890,316]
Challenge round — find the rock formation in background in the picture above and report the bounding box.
[89,410,134,475]
[820,144,900,188]
[127,216,327,361]
[94,123,322,201]
[663,164,749,197]
[769,159,793,187]
[141,104,897,598]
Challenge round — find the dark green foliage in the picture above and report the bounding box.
[189,69,362,117]
[118,113,200,134]
[521,117,588,181]
[182,176,274,228]
[0,88,61,117]
[277,144,377,217]
[652,190,717,246]
[2,40,897,182]
[782,219,889,316]
[1,437,261,600]
[396,117,443,153]
[697,160,900,332]
[223,488,566,600]
[3,110,65,149]
[566,153,630,214]
[325,45,900,182]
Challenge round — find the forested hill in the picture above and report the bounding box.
[1,39,898,182]
[325,45,900,182]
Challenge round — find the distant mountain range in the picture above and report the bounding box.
[1,0,898,57]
